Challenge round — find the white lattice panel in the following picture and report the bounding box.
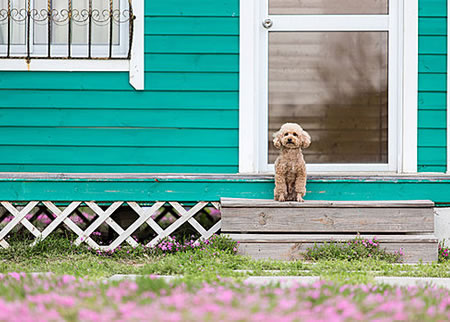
[0,201,222,250]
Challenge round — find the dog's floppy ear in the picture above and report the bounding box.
[273,130,282,149]
[300,130,311,149]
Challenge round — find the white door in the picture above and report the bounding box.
[245,0,403,173]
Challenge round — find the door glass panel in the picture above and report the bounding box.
[269,0,388,15]
[268,31,388,164]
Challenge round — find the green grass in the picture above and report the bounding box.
[0,236,449,282]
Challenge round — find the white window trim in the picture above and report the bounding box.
[239,0,418,174]
[0,0,144,90]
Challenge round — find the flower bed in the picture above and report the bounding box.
[0,273,448,321]
[88,234,238,257]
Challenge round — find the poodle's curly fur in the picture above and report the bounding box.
[273,123,311,202]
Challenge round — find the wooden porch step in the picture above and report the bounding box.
[227,234,438,263]
[220,198,438,263]
[221,198,435,233]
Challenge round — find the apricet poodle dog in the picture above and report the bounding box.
[273,123,311,202]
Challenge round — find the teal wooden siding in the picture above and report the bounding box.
[418,0,447,172]
[0,0,445,175]
[2,175,450,204]
[0,0,239,174]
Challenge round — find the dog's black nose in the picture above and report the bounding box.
[287,138,292,143]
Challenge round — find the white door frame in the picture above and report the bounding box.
[239,0,418,174]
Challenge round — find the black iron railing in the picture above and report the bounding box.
[0,0,135,61]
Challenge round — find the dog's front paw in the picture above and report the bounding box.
[275,193,286,202]
[297,188,306,202]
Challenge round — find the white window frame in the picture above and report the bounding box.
[0,0,144,90]
[239,0,418,174]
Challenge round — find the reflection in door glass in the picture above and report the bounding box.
[269,0,388,15]
[268,32,388,164]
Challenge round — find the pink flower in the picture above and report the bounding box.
[8,272,21,281]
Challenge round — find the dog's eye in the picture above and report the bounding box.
[293,133,298,137]
[284,133,289,137]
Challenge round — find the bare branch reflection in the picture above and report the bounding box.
[268,32,388,164]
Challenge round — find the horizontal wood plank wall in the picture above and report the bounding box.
[418,0,447,172]
[0,0,239,174]
[2,175,450,202]
[1,1,446,176]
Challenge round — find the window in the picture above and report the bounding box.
[240,0,418,173]
[0,0,143,89]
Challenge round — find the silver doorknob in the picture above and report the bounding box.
[262,18,273,29]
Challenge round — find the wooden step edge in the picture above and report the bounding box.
[223,230,435,234]
[220,198,435,208]
[225,233,439,244]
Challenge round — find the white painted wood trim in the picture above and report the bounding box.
[0,201,221,250]
[32,202,81,246]
[1,172,449,180]
[239,0,417,174]
[266,164,393,174]
[74,202,123,246]
[269,15,389,31]
[42,201,100,249]
[147,202,208,247]
[0,46,128,57]
[109,202,165,250]
[129,0,145,90]
[0,59,129,71]
[388,0,402,172]
[239,0,261,173]
[0,202,38,243]
[0,0,144,90]
[259,2,270,174]
[402,0,418,173]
